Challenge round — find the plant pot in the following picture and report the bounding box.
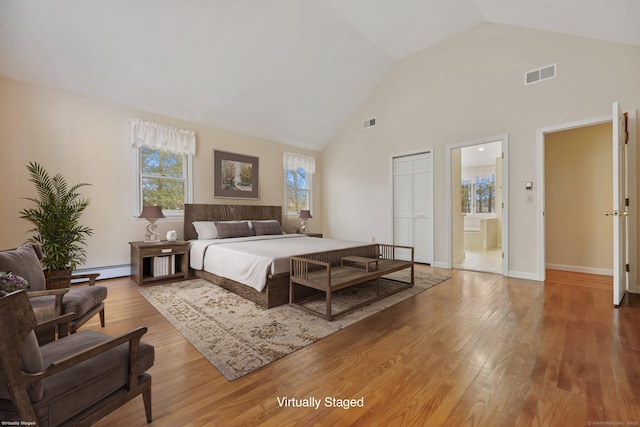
[44,269,73,289]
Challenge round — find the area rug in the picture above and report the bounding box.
[138,270,450,381]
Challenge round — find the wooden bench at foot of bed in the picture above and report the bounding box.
[289,244,414,320]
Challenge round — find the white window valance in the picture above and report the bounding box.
[130,119,196,156]
[283,152,315,174]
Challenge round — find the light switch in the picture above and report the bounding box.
[525,181,533,190]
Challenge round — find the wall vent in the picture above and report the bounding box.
[363,117,376,128]
[525,64,556,85]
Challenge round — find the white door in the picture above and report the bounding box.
[393,152,433,263]
[612,102,628,306]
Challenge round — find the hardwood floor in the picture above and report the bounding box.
[86,267,640,426]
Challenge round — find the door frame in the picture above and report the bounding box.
[535,113,637,292]
[445,134,509,276]
[389,147,434,264]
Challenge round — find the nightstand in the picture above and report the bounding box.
[129,240,189,285]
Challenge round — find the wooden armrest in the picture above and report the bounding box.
[25,327,148,384]
[34,312,75,339]
[28,288,69,297]
[45,273,100,287]
[72,273,100,286]
[28,288,68,317]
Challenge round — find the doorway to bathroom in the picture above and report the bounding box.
[448,136,508,275]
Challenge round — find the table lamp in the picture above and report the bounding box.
[139,206,165,242]
[298,210,312,233]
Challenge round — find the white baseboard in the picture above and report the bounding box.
[74,264,131,281]
[431,261,451,269]
[508,270,542,281]
[546,263,613,277]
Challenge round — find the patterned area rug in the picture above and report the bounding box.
[138,270,449,381]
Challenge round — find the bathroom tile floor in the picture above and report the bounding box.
[454,247,503,274]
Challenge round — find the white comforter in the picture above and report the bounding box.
[189,234,368,292]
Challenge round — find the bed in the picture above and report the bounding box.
[184,204,374,308]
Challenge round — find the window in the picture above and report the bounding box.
[461,174,495,214]
[285,167,312,216]
[474,175,495,213]
[131,119,195,217]
[283,152,315,217]
[138,146,192,215]
[461,179,472,213]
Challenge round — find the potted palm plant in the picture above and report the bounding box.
[19,161,93,284]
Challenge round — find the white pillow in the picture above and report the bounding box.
[192,221,218,240]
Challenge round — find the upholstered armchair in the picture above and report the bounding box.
[0,290,154,426]
[0,244,107,334]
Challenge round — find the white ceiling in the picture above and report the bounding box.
[1,1,638,151]
[461,141,502,169]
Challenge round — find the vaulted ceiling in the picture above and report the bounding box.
[1,1,638,150]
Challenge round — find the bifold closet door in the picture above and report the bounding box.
[393,152,433,264]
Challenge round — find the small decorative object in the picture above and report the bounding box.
[298,210,312,233]
[214,150,259,199]
[166,230,177,242]
[0,272,30,293]
[139,206,165,242]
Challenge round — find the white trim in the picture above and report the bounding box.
[446,134,509,276]
[431,261,450,269]
[389,147,434,265]
[502,138,510,277]
[627,110,639,294]
[186,153,194,209]
[508,270,540,281]
[133,145,141,217]
[535,114,612,282]
[545,263,613,277]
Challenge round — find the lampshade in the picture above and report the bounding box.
[297,210,312,220]
[139,206,165,219]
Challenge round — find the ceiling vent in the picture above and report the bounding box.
[363,117,376,129]
[525,64,556,85]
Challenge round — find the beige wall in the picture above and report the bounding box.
[0,76,322,270]
[322,23,640,278]
[545,123,613,274]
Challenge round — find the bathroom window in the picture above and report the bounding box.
[461,174,495,214]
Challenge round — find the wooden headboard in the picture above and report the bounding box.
[183,204,283,241]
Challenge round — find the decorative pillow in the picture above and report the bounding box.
[252,220,283,236]
[0,330,45,401]
[0,244,46,291]
[215,221,251,239]
[192,221,219,240]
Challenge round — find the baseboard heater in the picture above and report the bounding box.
[73,264,131,282]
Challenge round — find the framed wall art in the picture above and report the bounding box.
[213,150,259,199]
